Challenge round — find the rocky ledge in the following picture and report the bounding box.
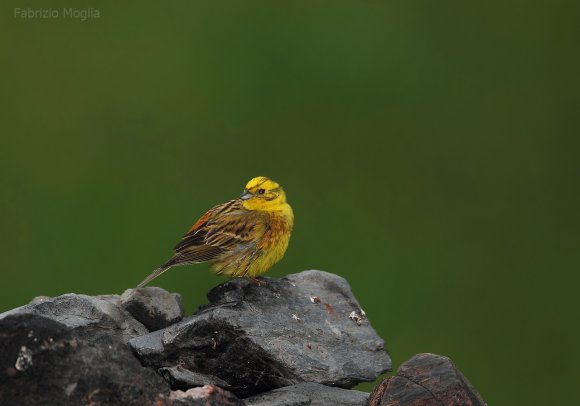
[0,270,486,405]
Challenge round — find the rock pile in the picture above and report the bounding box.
[0,270,485,405]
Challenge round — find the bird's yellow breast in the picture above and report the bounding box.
[213,205,293,278]
[252,210,293,276]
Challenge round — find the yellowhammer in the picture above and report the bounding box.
[137,176,294,287]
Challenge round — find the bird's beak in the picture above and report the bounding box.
[240,189,253,200]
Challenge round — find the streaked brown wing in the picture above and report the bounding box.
[173,200,267,263]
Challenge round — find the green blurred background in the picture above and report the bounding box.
[1,1,579,404]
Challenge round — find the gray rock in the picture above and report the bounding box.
[245,382,369,406]
[0,313,169,405]
[120,287,184,331]
[157,385,243,405]
[0,293,148,343]
[368,353,486,406]
[159,365,235,391]
[130,270,391,397]
[28,296,51,305]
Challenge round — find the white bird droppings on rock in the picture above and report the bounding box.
[15,346,33,371]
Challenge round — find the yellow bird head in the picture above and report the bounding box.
[240,176,288,211]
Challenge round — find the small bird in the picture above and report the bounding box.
[137,176,294,288]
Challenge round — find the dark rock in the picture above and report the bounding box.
[0,313,169,405]
[245,382,369,406]
[130,270,391,397]
[120,287,184,331]
[0,293,148,343]
[368,353,486,406]
[159,365,235,391]
[157,385,243,405]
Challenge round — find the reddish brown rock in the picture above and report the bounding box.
[368,353,486,406]
[156,385,242,405]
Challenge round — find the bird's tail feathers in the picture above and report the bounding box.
[136,262,173,288]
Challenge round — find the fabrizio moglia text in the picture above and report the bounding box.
[14,8,101,21]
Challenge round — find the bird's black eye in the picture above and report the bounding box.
[258,189,265,195]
